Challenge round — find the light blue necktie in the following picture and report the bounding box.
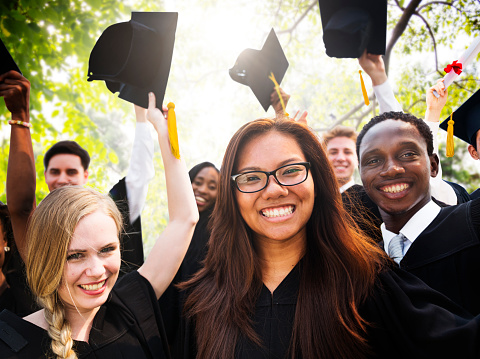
[388,233,406,266]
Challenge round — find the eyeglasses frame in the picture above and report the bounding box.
[231,162,311,193]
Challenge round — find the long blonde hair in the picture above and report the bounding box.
[26,186,122,359]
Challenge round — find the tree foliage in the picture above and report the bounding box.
[0,0,156,202]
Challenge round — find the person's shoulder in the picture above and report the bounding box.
[470,188,480,200]
[0,310,47,358]
[344,184,364,194]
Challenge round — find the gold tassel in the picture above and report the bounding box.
[167,102,180,159]
[359,70,370,106]
[269,72,289,117]
[446,113,455,158]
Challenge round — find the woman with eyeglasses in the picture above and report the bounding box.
[178,118,480,359]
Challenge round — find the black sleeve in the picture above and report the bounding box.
[109,177,144,274]
[111,271,170,358]
[361,267,480,359]
[443,180,471,204]
[469,196,480,233]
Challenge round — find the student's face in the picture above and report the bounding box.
[326,136,358,186]
[192,167,219,213]
[467,130,480,161]
[359,120,438,218]
[58,210,120,315]
[44,154,89,192]
[234,131,315,244]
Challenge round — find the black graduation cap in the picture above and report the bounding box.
[229,29,289,112]
[0,37,22,76]
[318,0,387,59]
[440,88,480,146]
[87,12,177,109]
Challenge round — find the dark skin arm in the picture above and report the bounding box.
[0,70,35,261]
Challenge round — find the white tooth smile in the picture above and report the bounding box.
[381,183,409,193]
[261,206,294,218]
[195,196,206,203]
[80,280,106,291]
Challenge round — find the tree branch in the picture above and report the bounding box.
[417,1,462,13]
[393,0,405,10]
[413,12,438,71]
[385,0,423,72]
[406,99,424,112]
[277,1,317,35]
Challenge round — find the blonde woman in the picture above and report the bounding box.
[0,92,198,359]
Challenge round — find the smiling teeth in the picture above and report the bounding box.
[382,184,409,193]
[262,206,294,218]
[80,280,105,291]
[195,196,206,203]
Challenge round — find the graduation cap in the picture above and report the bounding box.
[0,37,22,76]
[440,88,480,152]
[87,12,177,109]
[318,0,387,58]
[229,29,289,112]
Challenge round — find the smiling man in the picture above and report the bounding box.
[324,126,358,191]
[357,111,480,315]
[43,141,90,191]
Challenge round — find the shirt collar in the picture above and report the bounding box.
[381,200,441,251]
[339,179,355,193]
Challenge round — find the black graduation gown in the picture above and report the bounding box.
[0,251,37,317]
[178,262,480,359]
[443,180,470,203]
[341,184,383,242]
[159,207,213,352]
[470,188,480,200]
[398,197,480,315]
[109,177,145,275]
[0,271,170,359]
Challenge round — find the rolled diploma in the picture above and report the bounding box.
[434,36,480,97]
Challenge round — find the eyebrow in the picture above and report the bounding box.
[237,157,303,173]
[67,242,118,253]
[361,141,422,158]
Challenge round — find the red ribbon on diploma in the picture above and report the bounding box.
[444,60,463,75]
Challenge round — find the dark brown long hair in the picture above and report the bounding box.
[182,118,388,358]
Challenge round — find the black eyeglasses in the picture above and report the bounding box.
[231,162,311,193]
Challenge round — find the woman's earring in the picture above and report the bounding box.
[4,246,10,252]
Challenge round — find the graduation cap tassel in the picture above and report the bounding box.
[269,72,289,117]
[359,70,370,106]
[167,102,180,159]
[446,113,455,158]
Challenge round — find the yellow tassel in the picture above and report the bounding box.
[167,102,180,159]
[446,113,455,158]
[359,70,370,106]
[269,72,289,117]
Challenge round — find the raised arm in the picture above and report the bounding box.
[425,79,458,205]
[358,50,402,113]
[125,105,155,224]
[137,93,198,299]
[1,71,35,261]
[425,79,448,124]
[270,86,290,118]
